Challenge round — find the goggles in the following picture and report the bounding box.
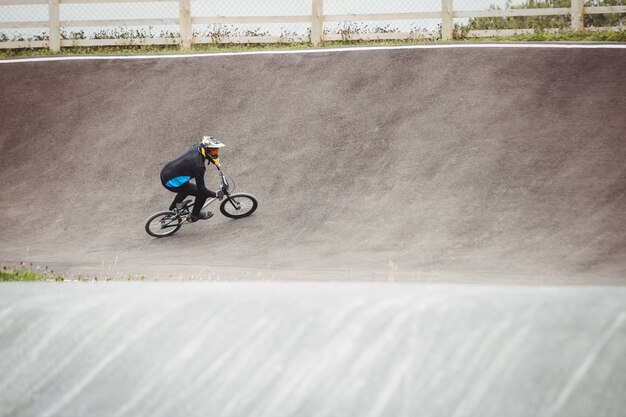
[208,148,219,157]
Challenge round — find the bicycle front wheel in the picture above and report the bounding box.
[220,193,258,219]
[145,211,182,237]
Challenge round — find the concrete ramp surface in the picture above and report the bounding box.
[1,282,626,417]
[1,45,625,282]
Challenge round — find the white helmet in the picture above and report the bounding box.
[199,136,225,163]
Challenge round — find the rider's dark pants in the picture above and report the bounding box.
[164,183,207,216]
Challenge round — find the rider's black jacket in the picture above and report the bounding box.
[160,145,214,197]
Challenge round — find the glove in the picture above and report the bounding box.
[215,190,224,200]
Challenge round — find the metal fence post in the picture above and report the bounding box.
[179,0,192,48]
[48,0,60,52]
[441,0,453,41]
[571,0,584,32]
[311,0,323,46]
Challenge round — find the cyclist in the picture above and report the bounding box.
[160,136,225,222]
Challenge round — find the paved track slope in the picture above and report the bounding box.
[1,282,625,417]
[1,46,625,282]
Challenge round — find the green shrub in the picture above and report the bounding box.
[467,0,626,31]
[0,268,51,281]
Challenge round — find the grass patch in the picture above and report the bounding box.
[0,38,435,59]
[1,29,623,60]
[0,42,309,59]
[462,30,626,43]
[0,266,62,281]
[0,262,147,281]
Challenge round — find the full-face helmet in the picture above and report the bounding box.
[199,136,225,165]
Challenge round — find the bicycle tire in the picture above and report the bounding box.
[145,210,183,237]
[220,193,258,219]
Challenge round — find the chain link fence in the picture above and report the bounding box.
[61,1,180,42]
[323,0,441,39]
[191,0,311,42]
[1,3,49,42]
[1,0,625,49]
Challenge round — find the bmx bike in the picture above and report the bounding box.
[145,166,257,238]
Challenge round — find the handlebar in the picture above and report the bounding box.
[211,162,236,193]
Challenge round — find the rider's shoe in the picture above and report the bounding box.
[188,211,213,222]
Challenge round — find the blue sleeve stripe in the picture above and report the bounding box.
[165,176,191,188]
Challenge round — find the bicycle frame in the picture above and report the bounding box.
[200,165,240,212]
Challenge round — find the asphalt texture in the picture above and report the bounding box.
[1,46,625,282]
[1,45,626,417]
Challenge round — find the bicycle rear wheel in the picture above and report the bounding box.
[145,211,183,237]
[220,193,258,219]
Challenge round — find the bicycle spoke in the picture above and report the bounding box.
[220,193,257,219]
[146,211,183,237]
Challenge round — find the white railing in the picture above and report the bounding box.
[0,0,625,51]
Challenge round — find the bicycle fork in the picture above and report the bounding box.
[223,193,241,211]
